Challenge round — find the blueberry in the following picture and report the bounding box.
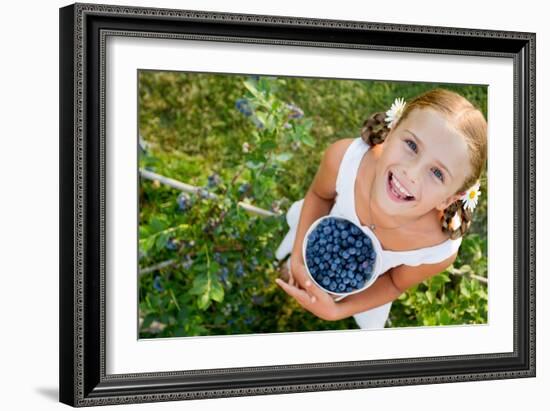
[176,192,192,211]
[153,276,164,292]
[342,251,350,260]
[351,226,360,235]
[314,256,320,265]
[197,188,211,199]
[343,277,350,284]
[338,283,346,291]
[235,262,245,277]
[346,287,353,293]
[355,273,363,282]
[165,238,178,251]
[181,256,193,270]
[219,267,229,283]
[355,240,363,248]
[350,279,357,287]
[323,226,332,235]
[235,98,253,116]
[356,280,365,289]
[238,183,250,195]
[341,230,349,239]
[322,277,330,286]
[207,173,221,188]
[348,247,356,255]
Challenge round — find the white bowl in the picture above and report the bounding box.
[302,215,381,301]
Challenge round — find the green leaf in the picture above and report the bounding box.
[260,139,277,151]
[141,313,156,329]
[273,152,293,162]
[210,281,225,303]
[460,281,471,298]
[255,112,268,128]
[300,133,316,147]
[188,273,208,295]
[150,216,168,234]
[439,309,451,325]
[425,291,434,304]
[245,160,264,170]
[197,293,211,310]
[243,80,261,98]
[140,235,156,253]
[155,232,170,252]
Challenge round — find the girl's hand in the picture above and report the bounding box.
[275,276,343,321]
[289,254,312,289]
[288,254,342,301]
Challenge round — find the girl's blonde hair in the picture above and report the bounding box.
[360,88,488,239]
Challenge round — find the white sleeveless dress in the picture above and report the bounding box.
[275,137,462,329]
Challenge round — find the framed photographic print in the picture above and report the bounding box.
[59,2,536,407]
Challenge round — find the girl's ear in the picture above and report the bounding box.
[436,192,464,211]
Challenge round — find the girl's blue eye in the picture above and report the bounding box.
[405,139,417,152]
[432,167,444,182]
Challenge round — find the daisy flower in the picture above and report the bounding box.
[461,181,481,212]
[384,97,407,129]
[449,212,462,231]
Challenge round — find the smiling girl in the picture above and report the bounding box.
[274,88,487,329]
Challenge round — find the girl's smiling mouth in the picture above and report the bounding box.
[387,171,416,202]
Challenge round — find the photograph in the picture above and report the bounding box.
[137,71,488,338]
[58,2,535,406]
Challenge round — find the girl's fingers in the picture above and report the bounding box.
[303,279,329,302]
[288,273,295,287]
[275,278,313,306]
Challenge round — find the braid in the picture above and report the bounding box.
[360,112,390,146]
[440,199,474,240]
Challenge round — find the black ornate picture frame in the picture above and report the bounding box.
[59,2,536,407]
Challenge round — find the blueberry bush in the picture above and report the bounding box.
[138,71,488,337]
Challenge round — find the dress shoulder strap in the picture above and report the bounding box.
[335,137,370,196]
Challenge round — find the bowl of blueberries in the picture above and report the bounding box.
[302,215,381,300]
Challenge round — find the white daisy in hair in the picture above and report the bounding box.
[384,97,407,129]
[449,212,462,231]
[461,181,481,212]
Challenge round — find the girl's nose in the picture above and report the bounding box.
[403,164,420,185]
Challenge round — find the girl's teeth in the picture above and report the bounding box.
[393,176,411,197]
